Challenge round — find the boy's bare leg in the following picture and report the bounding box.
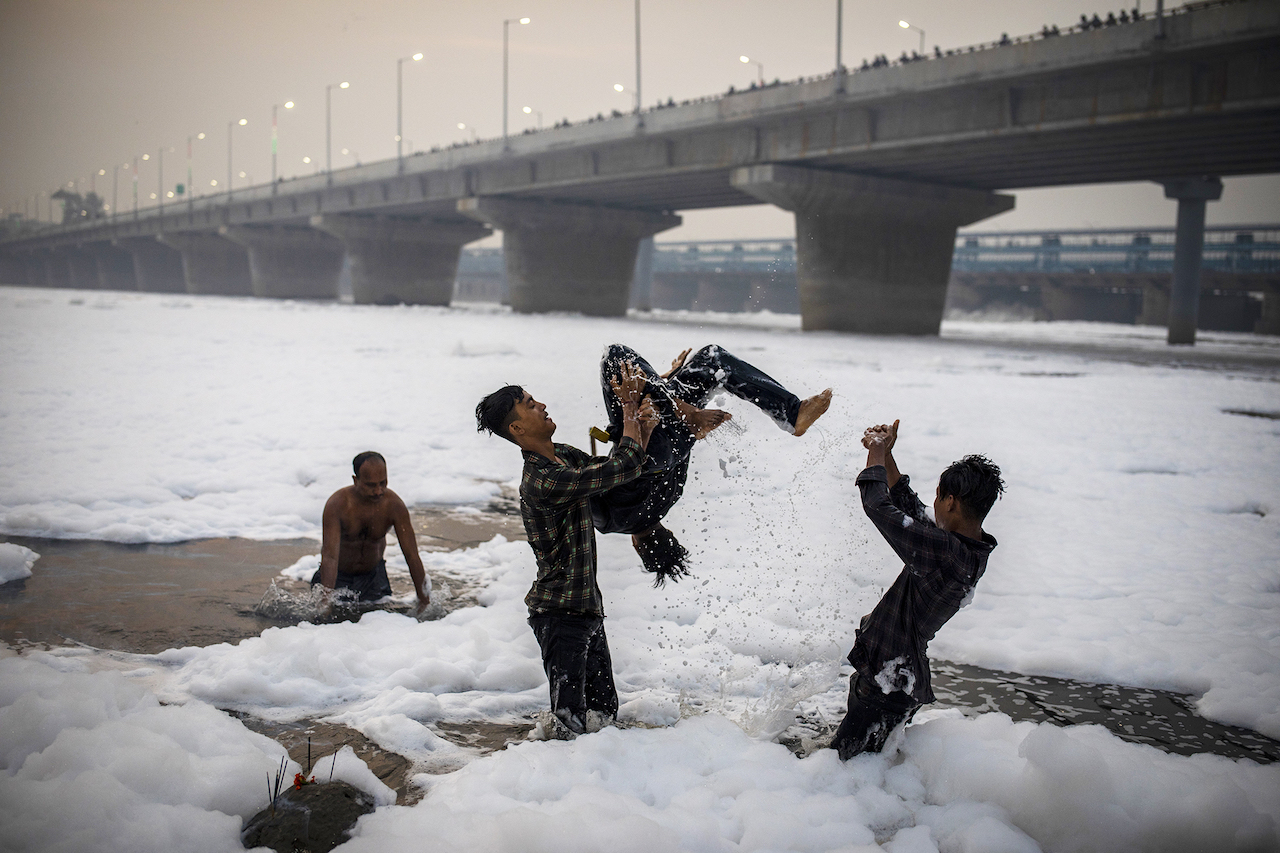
[793,388,832,437]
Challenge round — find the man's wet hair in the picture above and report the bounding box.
[938,454,1005,522]
[352,451,386,477]
[635,525,692,588]
[476,385,526,445]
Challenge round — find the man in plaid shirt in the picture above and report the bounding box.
[832,419,1003,760]
[476,363,654,737]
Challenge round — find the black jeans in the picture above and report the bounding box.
[527,611,619,733]
[830,673,920,760]
[591,344,802,536]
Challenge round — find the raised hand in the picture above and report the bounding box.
[610,361,648,406]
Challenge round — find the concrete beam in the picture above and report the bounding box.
[117,238,186,293]
[311,215,490,305]
[221,226,344,299]
[158,232,253,296]
[732,164,1014,334]
[1161,176,1223,345]
[458,197,680,316]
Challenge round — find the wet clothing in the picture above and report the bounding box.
[830,674,919,760]
[591,344,803,536]
[832,465,997,758]
[309,559,393,602]
[520,437,644,617]
[528,611,619,731]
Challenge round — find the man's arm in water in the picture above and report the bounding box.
[318,491,344,590]
[390,495,430,612]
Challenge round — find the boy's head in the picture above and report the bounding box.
[476,385,555,446]
[934,454,1004,530]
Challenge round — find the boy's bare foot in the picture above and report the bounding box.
[686,408,732,439]
[793,389,832,437]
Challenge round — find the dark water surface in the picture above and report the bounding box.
[2,504,1277,770]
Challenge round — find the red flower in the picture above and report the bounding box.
[293,772,316,790]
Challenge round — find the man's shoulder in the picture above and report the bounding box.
[325,486,354,510]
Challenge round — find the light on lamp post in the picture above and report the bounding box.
[522,105,542,130]
[503,17,530,148]
[899,20,925,54]
[397,52,424,170]
[326,81,350,178]
[739,55,764,85]
[613,83,638,112]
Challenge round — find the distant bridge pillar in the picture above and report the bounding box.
[629,237,656,311]
[117,238,186,293]
[67,248,101,290]
[158,232,253,296]
[221,226,344,299]
[20,254,46,287]
[692,275,752,312]
[458,198,681,316]
[40,251,72,289]
[91,243,137,291]
[1161,177,1223,345]
[731,165,1014,334]
[311,215,490,305]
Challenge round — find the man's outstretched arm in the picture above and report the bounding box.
[317,494,342,590]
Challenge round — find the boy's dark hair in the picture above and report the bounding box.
[352,451,385,477]
[635,525,692,588]
[475,385,525,444]
[938,454,1005,522]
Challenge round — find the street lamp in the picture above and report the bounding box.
[326,81,350,177]
[227,118,247,194]
[613,83,639,112]
[272,101,294,183]
[522,105,542,130]
[739,54,764,85]
[397,52,424,170]
[899,20,925,54]
[186,132,205,206]
[503,16,530,148]
[457,122,479,142]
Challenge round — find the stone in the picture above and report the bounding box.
[241,780,375,853]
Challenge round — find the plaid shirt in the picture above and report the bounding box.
[849,465,997,705]
[520,437,644,616]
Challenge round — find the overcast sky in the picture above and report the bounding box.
[2,0,1276,244]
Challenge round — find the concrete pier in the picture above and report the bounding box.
[40,252,72,289]
[66,249,101,290]
[732,165,1014,334]
[221,226,344,299]
[458,198,680,316]
[311,215,490,305]
[159,232,253,296]
[92,244,137,291]
[117,238,186,293]
[1162,177,1223,345]
[692,276,752,313]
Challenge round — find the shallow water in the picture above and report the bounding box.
[1,502,1276,768]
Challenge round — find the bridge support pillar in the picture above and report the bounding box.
[731,165,1014,334]
[91,244,137,291]
[67,249,101,290]
[221,226,344,299]
[158,232,253,296]
[1161,177,1223,345]
[458,197,681,316]
[41,252,72,289]
[117,238,186,292]
[629,237,656,311]
[692,275,752,312]
[311,215,490,305]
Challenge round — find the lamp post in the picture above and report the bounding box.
[158,147,164,221]
[613,83,639,112]
[326,81,350,178]
[836,0,844,92]
[272,101,294,184]
[739,55,764,85]
[227,118,247,195]
[457,122,479,142]
[397,52,423,170]
[634,0,642,117]
[503,16,530,148]
[522,106,542,130]
[899,20,925,54]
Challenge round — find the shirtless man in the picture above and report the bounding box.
[311,451,430,613]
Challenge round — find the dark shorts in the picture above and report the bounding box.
[310,559,393,602]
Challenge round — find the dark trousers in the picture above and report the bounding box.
[528,612,618,733]
[600,343,802,433]
[830,673,920,760]
[310,559,393,602]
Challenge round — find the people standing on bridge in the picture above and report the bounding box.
[312,451,431,615]
[589,344,831,586]
[830,421,1002,760]
[475,364,653,738]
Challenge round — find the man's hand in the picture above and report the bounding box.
[862,420,899,450]
[610,361,647,406]
[415,589,430,616]
[663,348,692,379]
[637,397,659,449]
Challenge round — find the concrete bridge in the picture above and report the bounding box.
[3,0,1278,341]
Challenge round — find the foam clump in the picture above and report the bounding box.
[0,542,37,584]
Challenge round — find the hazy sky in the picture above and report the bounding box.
[2,0,1276,245]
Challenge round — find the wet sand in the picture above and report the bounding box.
[2,500,1275,798]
